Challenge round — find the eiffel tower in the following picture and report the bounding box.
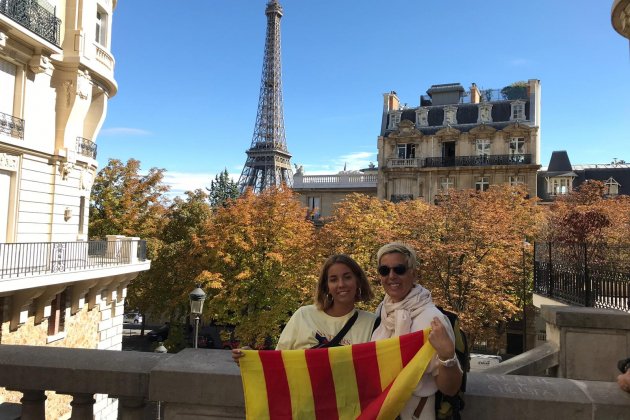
[237,0,293,193]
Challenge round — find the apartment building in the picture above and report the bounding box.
[377,80,541,203]
[0,1,150,418]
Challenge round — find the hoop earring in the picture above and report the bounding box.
[326,293,333,306]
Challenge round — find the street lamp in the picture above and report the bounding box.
[189,285,206,349]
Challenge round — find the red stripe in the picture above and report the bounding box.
[352,341,382,410]
[400,330,424,367]
[355,382,393,420]
[305,348,339,420]
[259,351,292,420]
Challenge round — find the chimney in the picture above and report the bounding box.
[381,91,400,135]
[470,83,481,104]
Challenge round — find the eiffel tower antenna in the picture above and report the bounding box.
[238,0,293,194]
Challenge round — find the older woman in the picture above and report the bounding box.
[233,254,375,362]
[372,242,462,420]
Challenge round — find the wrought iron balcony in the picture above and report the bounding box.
[0,0,61,46]
[76,136,97,159]
[423,154,532,168]
[0,111,24,139]
[0,239,147,279]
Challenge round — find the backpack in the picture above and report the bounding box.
[373,304,470,420]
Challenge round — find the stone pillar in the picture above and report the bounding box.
[542,305,630,381]
[69,393,95,419]
[118,397,146,420]
[106,235,124,259]
[20,389,46,420]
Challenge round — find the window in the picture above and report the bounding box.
[476,139,491,157]
[390,194,413,203]
[440,177,454,192]
[443,106,457,125]
[0,58,16,116]
[48,291,67,337]
[0,170,10,242]
[78,196,86,235]
[509,137,525,155]
[509,175,525,186]
[95,9,108,46]
[396,143,415,159]
[307,196,321,219]
[547,177,572,195]
[388,112,401,129]
[511,101,525,120]
[605,177,620,196]
[475,177,489,192]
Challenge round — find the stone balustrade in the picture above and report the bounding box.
[293,172,377,189]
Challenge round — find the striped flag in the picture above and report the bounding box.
[239,328,435,420]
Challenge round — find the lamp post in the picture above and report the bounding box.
[189,285,206,349]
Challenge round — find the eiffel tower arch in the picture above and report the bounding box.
[238,0,293,193]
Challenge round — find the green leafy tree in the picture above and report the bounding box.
[207,168,239,208]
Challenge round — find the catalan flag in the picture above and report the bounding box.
[239,328,435,420]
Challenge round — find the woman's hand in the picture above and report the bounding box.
[231,346,252,366]
[428,317,455,361]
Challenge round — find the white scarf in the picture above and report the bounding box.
[372,285,433,340]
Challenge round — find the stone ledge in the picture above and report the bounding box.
[541,305,630,330]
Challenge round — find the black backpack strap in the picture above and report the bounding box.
[372,301,383,332]
[313,311,359,348]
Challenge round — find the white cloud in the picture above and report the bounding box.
[162,171,216,198]
[100,127,151,136]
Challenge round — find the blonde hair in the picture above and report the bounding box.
[376,242,417,271]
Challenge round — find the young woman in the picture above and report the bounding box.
[233,254,375,361]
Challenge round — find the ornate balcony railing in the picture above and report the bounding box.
[293,173,377,189]
[423,154,532,168]
[0,239,147,279]
[76,136,97,159]
[0,111,24,139]
[0,0,61,46]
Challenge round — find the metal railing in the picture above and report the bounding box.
[0,111,24,139]
[0,240,147,279]
[534,242,630,312]
[423,154,532,168]
[76,136,97,159]
[0,0,61,46]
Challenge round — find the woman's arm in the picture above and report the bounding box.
[429,316,463,396]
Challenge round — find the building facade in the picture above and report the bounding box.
[377,80,541,203]
[292,165,377,221]
[537,150,630,202]
[0,1,150,418]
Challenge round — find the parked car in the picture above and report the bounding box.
[123,312,143,324]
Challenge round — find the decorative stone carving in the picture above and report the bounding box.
[443,106,458,125]
[0,153,19,172]
[0,31,8,51]
[58,161,73,181]
[64,80,74,107]
[415,107,429,127]
[394,119,421,138]
[77,70,91,100]
[28,54,51,74]
[478,103,493,123]
[80,169,94,191]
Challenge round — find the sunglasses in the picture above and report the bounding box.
[377,264,408,276]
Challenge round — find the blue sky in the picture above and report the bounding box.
[101,0,630,196]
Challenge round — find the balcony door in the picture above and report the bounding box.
[0,58,16,116]
[0,170,10,242]
[442,141,455,166]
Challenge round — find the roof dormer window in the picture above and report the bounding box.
[605,177,620,196]
[511,101,525,121]
[416,108,429,127]
[388,111,402,129]
[443,106,457,125]
[478,103,493,123]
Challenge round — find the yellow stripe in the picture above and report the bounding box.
[240,350,270,420]
[282,350,316,418]
[376,336,403,390]
[329,345,361,420]
[377,329,436,420]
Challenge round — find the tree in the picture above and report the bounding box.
[194,187,317,347]
[89,158,170,239]
[207,168,239,208]
[500,81,528,100]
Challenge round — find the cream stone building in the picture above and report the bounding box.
[377,80,541,203]
[0,0,150,418]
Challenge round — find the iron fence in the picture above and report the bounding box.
[0,111,24,139]
[534,242,630,311]
[424,154,531,168]
[76,137,97,159]
[0,240,147,279]
[0,0,61,46]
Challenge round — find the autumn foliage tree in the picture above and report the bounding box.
[193,187,318,347]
